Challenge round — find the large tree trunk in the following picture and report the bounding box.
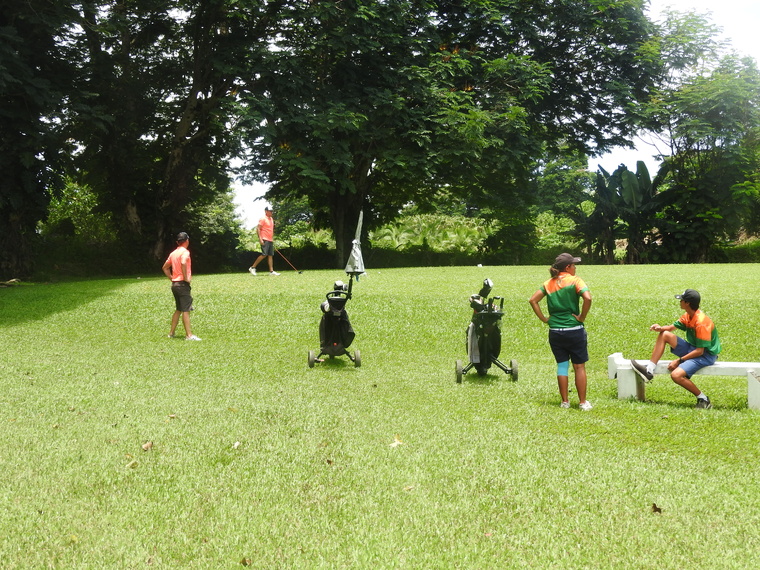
[0,209,35,280]
[331,194,363,269]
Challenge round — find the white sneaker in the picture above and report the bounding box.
[269,271,280,276]
[579,401,593,411]
[560,401,570,409]
[186,335,202,341]
[249,267,256,276]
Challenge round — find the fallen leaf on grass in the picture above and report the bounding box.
[233,441,241,449]
[403,485,415,492]
[168,414,177,419]
[389,434,404,448]
[652,503,662,513]
[142,441,153,451]
[326,459,333,465]
[241,558,252,566]
[126,460,138,469]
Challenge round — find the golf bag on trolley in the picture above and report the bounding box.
[308,278,361,368]
[456,278,517,382]
[308,210,365,369]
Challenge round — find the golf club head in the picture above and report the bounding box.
[478,278,493,299]
[469,294,484,312]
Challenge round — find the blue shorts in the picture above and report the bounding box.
[548,327,588,364]
[670,337,717,378]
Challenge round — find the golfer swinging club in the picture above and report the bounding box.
[249,206,280,276]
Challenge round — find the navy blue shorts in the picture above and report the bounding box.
[548,327,589,364]
[171,281,193,312]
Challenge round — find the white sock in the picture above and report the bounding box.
[697,393,709,401]
[646,361,657,375]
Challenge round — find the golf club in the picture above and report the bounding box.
[276,248,302,273]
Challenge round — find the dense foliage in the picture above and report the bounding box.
[2,2,760,278]
[240,0,661,264]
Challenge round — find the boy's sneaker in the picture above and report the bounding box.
[560,401,571,409]
[167,333,175,338]
[270,271,280,276]
[249,267,256,276]
[696,398,712,409]
[630,360,653,383]
[186,335,202,341]
[579,401,593,411]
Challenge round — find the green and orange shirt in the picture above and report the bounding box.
[540,272,589,329]
[674,310,721,355]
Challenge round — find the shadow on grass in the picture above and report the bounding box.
[458,371,514,386]
[0,278,130,328]
[308,357,360,369]
[613,393,748,412]
[642,397,747,412]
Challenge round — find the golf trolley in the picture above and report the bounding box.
[456,278,517,383]
[308,276,361,368]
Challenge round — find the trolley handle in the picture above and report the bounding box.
[326,290,350,301]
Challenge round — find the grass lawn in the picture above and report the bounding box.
[1,264,759,568]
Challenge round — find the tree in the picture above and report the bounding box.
[0,1,74,278]
[648,55,760,262]
[617,161,661,263]
[65,0,285,265]
[240,0,661,265]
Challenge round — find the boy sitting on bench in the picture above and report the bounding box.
[631,289,721,409]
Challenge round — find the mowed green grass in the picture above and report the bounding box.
[1,264,759,568]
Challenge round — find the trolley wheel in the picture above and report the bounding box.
[354,349,361,368]
[455,360,463,383]
[510,359,518,381]
[308,350,316,368]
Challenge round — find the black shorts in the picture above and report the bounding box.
[171,281,193,312]
[548,327,588,364]
[261,240,274,256]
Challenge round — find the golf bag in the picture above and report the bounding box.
[308,280,361,367]
[456,279,517,382]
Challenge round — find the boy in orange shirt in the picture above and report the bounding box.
[631,289,720,409]
[249,207,280,276]
[162,232,201,340]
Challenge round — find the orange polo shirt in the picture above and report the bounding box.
[166,246,191,282]
[258,215,274,241]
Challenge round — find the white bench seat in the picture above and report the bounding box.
[607,352,760,409]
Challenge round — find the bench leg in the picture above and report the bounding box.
[748,370,760,410]
[617,367,645,401]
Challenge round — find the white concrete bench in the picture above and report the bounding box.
[607,352,760,409]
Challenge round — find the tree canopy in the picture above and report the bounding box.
[237,0,661,264]
[2,1,758,277]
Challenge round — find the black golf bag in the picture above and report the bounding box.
[308,280,361,367]
[456,279,517,382]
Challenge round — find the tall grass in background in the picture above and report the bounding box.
[1,264,759,567]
